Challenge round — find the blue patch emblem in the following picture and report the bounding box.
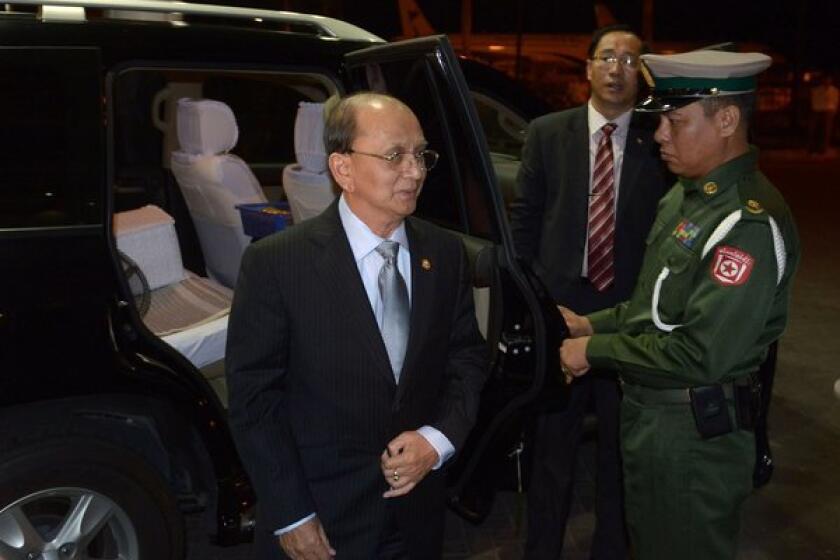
[672,219,702,249]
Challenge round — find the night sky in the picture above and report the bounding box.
[257,0,839,72]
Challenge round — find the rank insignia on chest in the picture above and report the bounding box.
[672,219,702,249]
[710,245,755,286]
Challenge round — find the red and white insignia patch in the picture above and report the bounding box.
[710,245,755,286]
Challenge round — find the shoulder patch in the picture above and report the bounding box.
[710,245,755,286]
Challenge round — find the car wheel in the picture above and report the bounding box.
[0,436,185,560]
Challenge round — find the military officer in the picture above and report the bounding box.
[558,50,800,559]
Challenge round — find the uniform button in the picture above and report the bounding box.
[703,182,718,195]
[746,199,764,214]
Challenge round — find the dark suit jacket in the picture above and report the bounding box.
[509,104,672,314]
[225,201,487,559]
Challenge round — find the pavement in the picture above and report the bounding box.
[186,148,840,559]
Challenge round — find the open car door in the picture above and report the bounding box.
[343,36,569,522]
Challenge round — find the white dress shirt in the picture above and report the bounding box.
[275,196,454,535]
[581,101,634,277]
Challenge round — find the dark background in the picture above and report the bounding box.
[225,0,838,72]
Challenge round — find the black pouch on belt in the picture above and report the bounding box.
[689,385,733,439]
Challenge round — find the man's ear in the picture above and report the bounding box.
[328,153,353,193]
[717,104,741,138]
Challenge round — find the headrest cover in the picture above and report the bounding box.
[294,102,328,173]
[176,98,239,155]
[637,50,772,112]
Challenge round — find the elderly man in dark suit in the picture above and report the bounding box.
[226,92,487,559]
[510,25,671,559]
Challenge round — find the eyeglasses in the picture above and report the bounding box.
[591,53,640,69]
[347,148,440,172]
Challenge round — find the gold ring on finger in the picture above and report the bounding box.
[392,469,400,482]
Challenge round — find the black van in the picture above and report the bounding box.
[0,1,565,557]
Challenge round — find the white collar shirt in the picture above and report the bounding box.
[338,194,412,329]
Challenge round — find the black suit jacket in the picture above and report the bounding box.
[225,201,487,558]
[509,105,671,314]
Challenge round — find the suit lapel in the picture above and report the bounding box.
[567,107,592,257]
[395,218,435,402]
[617,120,648,223]
[309,203,395,386]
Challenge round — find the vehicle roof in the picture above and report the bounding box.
[2,0,385,43]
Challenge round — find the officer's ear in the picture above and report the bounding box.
[717,104,741,139]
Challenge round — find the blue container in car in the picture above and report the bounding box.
[236,202,292,239]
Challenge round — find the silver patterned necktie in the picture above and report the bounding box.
[375,240,410,381]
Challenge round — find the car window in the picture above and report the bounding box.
[0,48,103,228]
[112,68,335,207]
[349,57,465,232]
[469,92,529,210]
[471,91,528,158]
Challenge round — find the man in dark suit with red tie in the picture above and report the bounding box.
[226,92,487,559]
[509,25,671,559]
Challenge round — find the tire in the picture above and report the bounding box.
[0,436,185,560]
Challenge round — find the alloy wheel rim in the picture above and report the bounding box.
[0,487,139,560]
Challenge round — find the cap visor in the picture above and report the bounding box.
[635,95,699,113]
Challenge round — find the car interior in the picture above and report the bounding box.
[111,67,337,404]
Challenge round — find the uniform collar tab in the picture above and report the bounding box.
[679,146,758,196]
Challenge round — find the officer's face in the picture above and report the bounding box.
[586,31,642,119]
[654,102,728,179]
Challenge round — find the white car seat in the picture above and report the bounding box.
[282,101,336,223]
[171,98,266,288]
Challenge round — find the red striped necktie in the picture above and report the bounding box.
[587,122,617,292]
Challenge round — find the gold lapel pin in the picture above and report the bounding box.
[421,258,432,271]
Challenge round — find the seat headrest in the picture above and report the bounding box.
[294,101,328,174]
[176,98,239,156]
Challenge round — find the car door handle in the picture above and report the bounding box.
[498,329,533,356]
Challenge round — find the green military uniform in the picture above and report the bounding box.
[582,51,801,559]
